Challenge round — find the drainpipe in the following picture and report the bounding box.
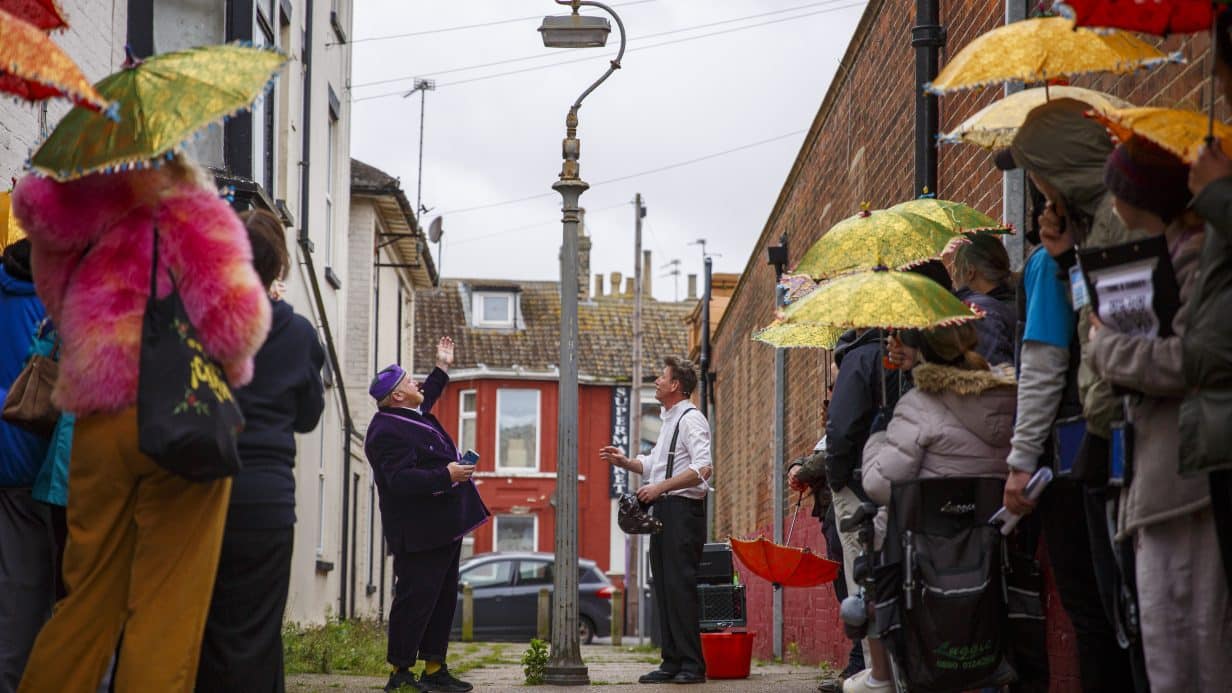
[912,0,944,196]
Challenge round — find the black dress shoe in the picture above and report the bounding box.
[384,670,424,692]
[672,671,706,684]
[638,669,680,684]
[419,664,474,692]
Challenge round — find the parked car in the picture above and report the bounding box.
[449,552,614,644]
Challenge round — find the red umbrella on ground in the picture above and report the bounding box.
[0,0,67,31]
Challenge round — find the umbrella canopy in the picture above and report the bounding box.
[781,268,981,331]
[0,0,66,31]
[940,85,1133,150]
[887,198,1011,234]
[794,208,964,280]
[30,44,287,181]
[1090,106,1232,163]
[731,536,840,588]
[752,320,845,350]
[926,16,1180,94]
[1061,0,1218,35]
[0,8,111,113]
[778,272,819,304]
[0,190,23,251]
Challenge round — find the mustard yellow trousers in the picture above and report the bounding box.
[18,407,231,693]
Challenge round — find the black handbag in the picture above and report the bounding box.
[136,229,245,481]
[618,408,698,535]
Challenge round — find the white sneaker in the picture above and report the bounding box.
[841,669,893,692]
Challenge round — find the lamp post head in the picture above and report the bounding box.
[539,13,611,48]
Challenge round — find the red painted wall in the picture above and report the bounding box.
[431,378,615,572]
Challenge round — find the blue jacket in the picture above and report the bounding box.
[364,368,490,554]
[825,329,901,495]
[0,264,48,487]
[956,286,1017,367]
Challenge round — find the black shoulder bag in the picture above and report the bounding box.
[137,229,245,481]
[617,408,698,535]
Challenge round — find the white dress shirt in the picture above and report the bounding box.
[636,399,712,500]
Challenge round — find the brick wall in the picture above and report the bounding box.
[713,0,1216,684]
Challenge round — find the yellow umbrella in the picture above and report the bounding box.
[1089,106,1232,164]
[753,320,845,350]
[940,86,1133,149]
[0,190,23,252]
[794,208,964,280]
[926,17,1180,94]
[781,268,980,331]
[887,198,1010,234]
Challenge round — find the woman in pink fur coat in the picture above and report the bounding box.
[11,155,270,693]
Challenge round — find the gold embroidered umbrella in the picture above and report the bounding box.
[0,0,66,30]
[1089,106,1232,164]
[926,16,1180,94]
[888,198,1010,234]
[752,320,845,350]
[30,44,286,181]
[0,190,23,251]
[939,85,1133,150]
[0,8,111,113]
[794,208,964,280]
[779,268,981,331]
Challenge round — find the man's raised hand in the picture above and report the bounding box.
[436,336,455,369]
[599,445,629,469]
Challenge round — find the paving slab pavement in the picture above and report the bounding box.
[287,642,834,692]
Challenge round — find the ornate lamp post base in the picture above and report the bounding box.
[544,662,591,686]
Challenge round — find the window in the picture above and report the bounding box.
[460,560,513,589]
[518,560,552,585]
[253,0,276,195]
[495,515,537,552]
[472,292,516,328]
[324,118,336,267]
[496,389,539,471]
[639,400,662,456]
[458,390,477,454]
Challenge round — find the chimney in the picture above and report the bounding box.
[642,250,652,298]
[625,277,635,295]
[576,209,591,300]
[687,274,698,301]
[610,272,622,296]
[594,273,604,298]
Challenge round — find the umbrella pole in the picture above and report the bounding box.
[1210,11,1219,145]
[786,491,805,545]
[880,334,888,408]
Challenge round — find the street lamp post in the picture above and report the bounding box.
[538,0,626,685]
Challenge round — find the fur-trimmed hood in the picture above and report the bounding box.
[911,362,1016,395]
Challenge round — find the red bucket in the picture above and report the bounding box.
[700,630,756,679]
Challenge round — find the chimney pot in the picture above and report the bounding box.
[610,271,622,294]
[625,277,635,295]
[594,274,604,298]
[687,274,698,301]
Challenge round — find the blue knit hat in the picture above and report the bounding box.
[370,364,407,402]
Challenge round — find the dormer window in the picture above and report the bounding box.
[473,291,516,328]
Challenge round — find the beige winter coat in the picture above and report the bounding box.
[1087,226,1207,539]
[861,363,1016,506]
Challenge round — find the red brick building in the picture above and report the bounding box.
[413,252,693,576]
[711,0,1219,686]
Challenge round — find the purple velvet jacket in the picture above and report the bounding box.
[364,368,490,554]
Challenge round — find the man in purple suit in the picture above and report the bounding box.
[365,336,490,693]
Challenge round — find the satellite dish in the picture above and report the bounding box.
[428,217,444,243]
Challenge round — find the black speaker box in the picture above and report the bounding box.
[698,542,734,586]
[698,583,746,631]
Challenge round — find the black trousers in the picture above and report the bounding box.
[196,526,294,693]
[388,539,461,668]
[649,497,706,676]
[1018,478,1133,693]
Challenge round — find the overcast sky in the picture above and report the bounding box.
[350,1,866,303]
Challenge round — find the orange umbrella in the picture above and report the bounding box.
[1090,106,1232,164]
[0,8,112,114]
[731,536,840,588]
[0,0,67,30]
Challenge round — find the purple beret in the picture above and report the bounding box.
[370,364,407,402]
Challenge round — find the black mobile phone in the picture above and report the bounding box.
[460,449,480,465]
